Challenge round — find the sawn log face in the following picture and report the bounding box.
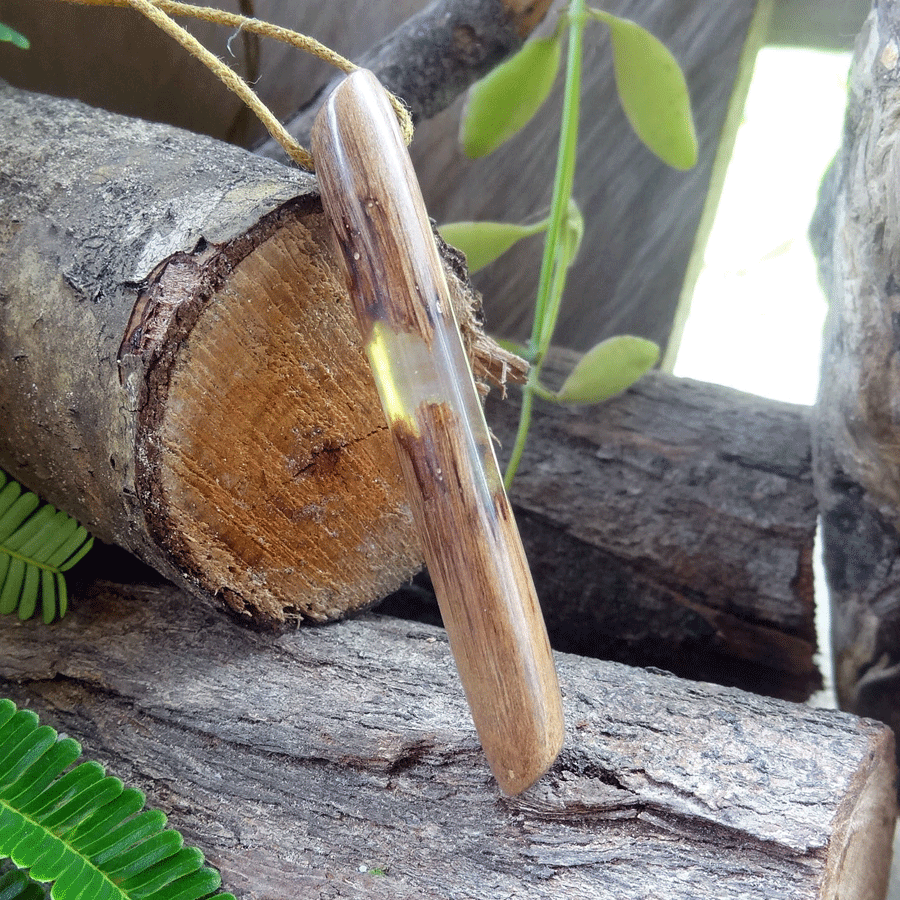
[0,85,436,626]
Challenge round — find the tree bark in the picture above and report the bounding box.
[810,3,900,750]
[0,83,519,629]
[382,355,821,702]
[0,580,894,900]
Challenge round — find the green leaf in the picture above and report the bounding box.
[0,24,28,51]
[0,470,94,623]
[461,36,562,158]
[591,10,697,170]
[0,700,234,900]
[439,219,546,273]
[554,335,659,404]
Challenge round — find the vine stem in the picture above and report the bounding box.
[503,0,585,488]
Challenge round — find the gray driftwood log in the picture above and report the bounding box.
[385,355,821,702]
[0,580,895,900]
[810,3,900,750]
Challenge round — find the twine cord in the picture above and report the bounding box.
[61,0,415,169]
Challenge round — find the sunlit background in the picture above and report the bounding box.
[673,44,852,706]
[672,46,850,405]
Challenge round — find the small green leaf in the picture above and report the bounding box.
[0,24,29,50]
[591,10,697,170]
[561,198,584,267]
[439,219,546,273]
[555,335,659,404]
[461,36,562,158]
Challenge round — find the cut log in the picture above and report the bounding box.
[810,5,900,752]
[382,353,821,702]
[0,84,520,628]
[0,580,895,900]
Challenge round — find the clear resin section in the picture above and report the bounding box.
[364,318,504,499]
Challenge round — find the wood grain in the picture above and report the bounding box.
[311,69,563,794]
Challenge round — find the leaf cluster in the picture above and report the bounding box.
[441,3,697,482]
[0,699,235,900]
[0,473,93,625]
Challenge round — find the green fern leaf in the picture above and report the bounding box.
[0,472,94,624]
[0,700,235,900]
[0,864,46,900]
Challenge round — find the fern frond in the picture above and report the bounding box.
[0,471,94,624]
[0,700,235,900]
[0,863,47,900]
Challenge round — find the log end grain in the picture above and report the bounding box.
[138,210,422,626]
[821,725,897,900]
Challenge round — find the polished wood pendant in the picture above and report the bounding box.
[312,69,564,795]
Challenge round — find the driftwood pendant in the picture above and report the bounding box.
[312,69,564,795]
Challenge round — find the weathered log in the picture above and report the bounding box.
[0,580,895,900]
[810,3,900,750]
[0,84,522,628]
[382,353,821,702]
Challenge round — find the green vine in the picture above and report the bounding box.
[441,4,697,486]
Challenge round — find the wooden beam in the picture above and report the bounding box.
[0,581,895,900]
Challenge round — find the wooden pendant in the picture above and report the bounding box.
[311,69,564,795]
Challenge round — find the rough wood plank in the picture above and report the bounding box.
[810,3,900,751]
[0,581,894,900]
[407,0,765,355]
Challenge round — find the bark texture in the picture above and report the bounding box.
[810,3,900,747]
[0,84,518,628]
[382,355,820,702]
[0,580,895,900]
[495,363,819,702]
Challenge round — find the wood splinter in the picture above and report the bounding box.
[312,69,565,795]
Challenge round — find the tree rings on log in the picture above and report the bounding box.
[0,84,518,627]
